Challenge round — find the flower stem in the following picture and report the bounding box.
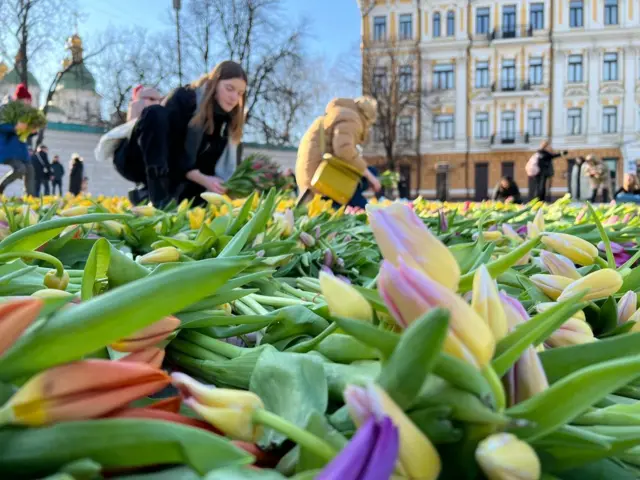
[252,408,337,462]
[482,364,506,412]
[288,322,338,353]
[0,251,64,277]
[180,330,244,359]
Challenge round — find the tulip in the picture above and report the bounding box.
[530,274,573,300]
[503,346,549,407]
[475,231,503,242]
[476,433,541,480]
[535,302,586,322]
[320,271,372,321]
[472,265,508,340]
[31,289,75,299]
[299,231,316,248]
[502,224,522,244]
[131,205,157,216]
[539,251,581,280]
[546,318,596,348]
[0,360,170,426]
[111,316,180,352]
[533,208,545,232]
[541,233,598,266]
[119,347,165,369]
[101,220,124,236]
[60,206,89,217]
[379,260,495,369]
[557,269,623,302]
[323,249,334,268]
[368,203,460,291]
[273,209,294,237]
[188,207,206,230]
[17,205,38,225]
[0,298,43,357]
[345,383,441,480]
[526,222,540,239]
[317,415,398,480]
[618,291,638,324]
[138,247,180,265]
[0,220,10,240]
[499,292,529,330]
[171,372,264,442]
[43,269,70,290]
[439,209,448,233]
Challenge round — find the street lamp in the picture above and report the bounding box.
[173,0,183,85]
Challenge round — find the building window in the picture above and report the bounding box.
[501,59,516,90]
[502,5,517,37]
[399,14,413,40]
[446,11,455,36]
[476,7,490,34]
[530,3,544,30]
[475,112,490,138]
[434,115,454,140]
[433,63,454,90]
[433,12,441,37]
[568,55,583,83]
[567,108,582,135]
[399,65,413,92]
[603,52,619,81]
[604,0,619,25]
[373,16,387,41]
[603,106,618,134]
[529,57,543,85]
[501,111,516,140]
[528,110,543,137]
[476,61,490,88]
[372,67,387,94]
[398,116,413,142]
[569,1,584,28]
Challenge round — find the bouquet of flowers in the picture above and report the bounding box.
[380,169,400,190]
[224,153,295,197]
[0,101,47,142]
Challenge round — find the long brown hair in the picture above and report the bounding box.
[190,60,247,143]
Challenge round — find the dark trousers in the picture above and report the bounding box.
[34,170,50,196]
[591,188,610,203]
[0,159,27,194]
[534,175,551,201]
[52,180,63,196]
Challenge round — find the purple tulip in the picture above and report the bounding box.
[337,275,352,285]
[323,249,334,267]
[597,241,634,267]
[516,225,528,235]
[439,210,448,233]
[314,226,321,239]
[299,232,316,248]
[317,416,399,480]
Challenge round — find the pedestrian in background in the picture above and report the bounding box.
[68,154,84,195]
[615,173,640,199]
[492,176,522,203]
[586,155,611,203]
[0,84,32,195]
[32,144,51,196]
[531,141,567,202]
[50,155,64,195]
[570,156,591,201]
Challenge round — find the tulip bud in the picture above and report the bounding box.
[526,222,540,239]
[546,318,596,347]
[502,224,522,244]
[530,274,573,300]
[504,346,549,407]
[131,205,157,217]
[0,360,170,426]
[533,208,545,232]
[0,298,43,357]
[439,210,448,233]
[299,231,316,248]
[499,291,529,330]
[536,302,586,322]
[618,291,638,324]
[31,289,75,299]
[200,193,228,206]
[323,249,334,268]
[541,233,599,266]
[539,251,581,280]
[43,270,70,291]
[476,433,540,480]
[101,220,124,236]
[472,265,508,340]
[111,316,181,352]
[138,247,180,265]
[171,372,263,442]
[60,206,89,217]
[475,231,503,242]
[119,347,165,369]
[557,269,623,303]
[368,203,460,291]
[320,271,372,322]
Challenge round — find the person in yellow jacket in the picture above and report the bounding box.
[295,96,381,203]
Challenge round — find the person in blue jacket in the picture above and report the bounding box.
[0,84,32,195]
[349,166,380,209]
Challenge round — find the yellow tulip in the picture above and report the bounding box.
[188,207,206,230]
[533,208,545,232]
[320,271,372,322]
[101,220,125,236]
[60,206,89,217]
[535,302,586,322]
[138,247,180,265]
[541,233,598,266]
[529,274,573,300]
[368,203,460,291]
[31,289,75,299]
[345,383,441,480]
[476,433,540,480]
[171,372,263,442]
[546,318,596,347]
[618,291,638,324]
[131,205,157,217]
[557,269,623,302]
[539,251,581,280]
[472,264,508,340]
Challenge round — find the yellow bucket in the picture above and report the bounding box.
[311,154,362,205]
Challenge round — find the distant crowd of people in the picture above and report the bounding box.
[0,83,88,197]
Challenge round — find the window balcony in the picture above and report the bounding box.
[490,132,531,147]
[491,81,536,95]
[490,25,534,41]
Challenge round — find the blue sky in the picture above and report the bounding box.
[78,0,361,65]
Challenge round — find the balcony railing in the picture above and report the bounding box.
[491,81,533,93]
[490,25,534,40]
[490,132,531,145]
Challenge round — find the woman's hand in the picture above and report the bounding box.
[202,175,227,194]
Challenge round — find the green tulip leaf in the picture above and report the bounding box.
[226,192,257,236]
[331,316,400,359]
[81,238,111,301]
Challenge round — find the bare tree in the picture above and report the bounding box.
[0,0,76,88]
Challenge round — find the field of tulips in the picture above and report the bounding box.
[4,191,640,479]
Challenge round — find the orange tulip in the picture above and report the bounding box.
[145,396,182,413]
[106,405,219,433]
[118,347,165,368]
[111,316,181,352]
[0,298,43,357]
[0,359,170,426]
